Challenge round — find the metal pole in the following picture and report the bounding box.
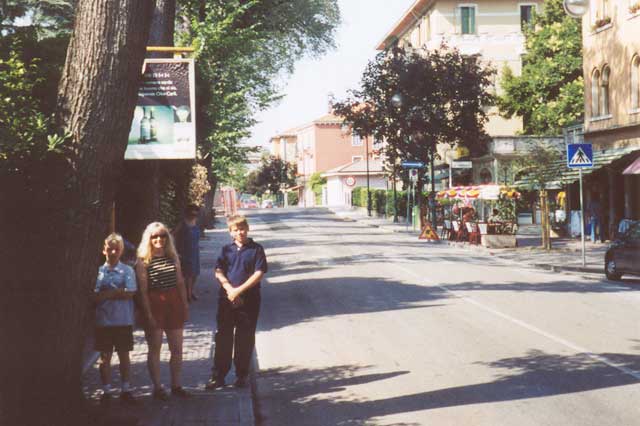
[366,138,371,217]
[579,168,586,267]
[430,152,436,226]
[393,173,398,223]
[449,160,453,188]
[406,179,411,229]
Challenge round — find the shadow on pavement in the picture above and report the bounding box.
[257,350,640,426]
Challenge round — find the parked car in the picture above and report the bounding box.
[261,199,274,209]
[241,199,258,209]
[605,221,640,280]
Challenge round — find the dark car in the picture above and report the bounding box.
[605,221,640,280]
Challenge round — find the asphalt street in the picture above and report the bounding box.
[247,207,640,426]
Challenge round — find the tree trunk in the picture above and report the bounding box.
[540,190,551,250]
[115,0,176,243]
[0,1,154,424]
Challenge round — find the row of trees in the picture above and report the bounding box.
[0,1,340,424]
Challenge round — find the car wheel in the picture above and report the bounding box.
[605,258,622,281]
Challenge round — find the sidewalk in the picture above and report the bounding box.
[328,206,609,276]
[82,228,255,426]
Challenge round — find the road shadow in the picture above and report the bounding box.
[256,350,640,426]
[258,275,449,332]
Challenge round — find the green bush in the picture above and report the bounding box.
[287,191,299,206]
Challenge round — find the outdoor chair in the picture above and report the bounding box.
[451,220,460,241]
[467,222,481,245]
[441,220,452,240]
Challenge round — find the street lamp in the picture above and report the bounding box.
[563,0,589,18]
[365,136,372,217]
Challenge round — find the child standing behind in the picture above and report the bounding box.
[94,233,138,404]
[206,215,268,389]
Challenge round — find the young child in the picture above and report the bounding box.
[206,215,268,389]
[94,233,138,404]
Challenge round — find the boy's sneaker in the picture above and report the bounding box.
[234,376,248,388]
[171,386,191,398]
[205,377,225,390]
[152,388,169,401]
[119,391,137,405]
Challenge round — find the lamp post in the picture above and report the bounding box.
[390,93,404,223]
[563,0,589,17]
[365,136,372,217]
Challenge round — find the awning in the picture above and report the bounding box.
[436,185,520,200]
[515,146,640,189]
[623,156,640,175]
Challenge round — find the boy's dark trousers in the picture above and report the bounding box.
[213,292,260,379]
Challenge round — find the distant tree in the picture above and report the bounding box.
[496,0,583,135]
[334,45,494,227]
[244,155,296,197]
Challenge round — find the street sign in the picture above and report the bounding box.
[401,161,425,169]
[409,168,419,182]
[451,160,472,169]
[567,143,593,168]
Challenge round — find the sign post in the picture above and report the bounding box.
[567,143,593,267]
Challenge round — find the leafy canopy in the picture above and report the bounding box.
[496,0,583,135]
[334,45,495,175]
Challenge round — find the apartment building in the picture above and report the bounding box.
[579,0,640,231]
[268,112,374,206]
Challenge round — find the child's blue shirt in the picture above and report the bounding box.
[95,261,137,327]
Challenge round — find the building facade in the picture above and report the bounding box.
[268,113,375,206]
[579,0,640,236]
[376,0,544,137]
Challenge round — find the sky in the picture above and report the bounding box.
[245,0,415,148]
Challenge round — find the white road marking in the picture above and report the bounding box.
[393,262,640,381]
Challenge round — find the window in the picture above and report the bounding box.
[591,69,600,117]
[601,66,610,116]
[520,5,534,31]
[351,134,363,146]
[460,6,476,34]
[632,56,640,110]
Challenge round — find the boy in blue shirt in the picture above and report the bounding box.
[206,215,268,389]
[94,233,138,404]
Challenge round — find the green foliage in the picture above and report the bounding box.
[287,191,299,206]
[515,144,563,190]
[351,188,407,217]
[175,0,340,186]
[496,0,583,135]
[334,45,494,165]
[1,0,75,38]
[308,172,326,204]
[244,156,297,196]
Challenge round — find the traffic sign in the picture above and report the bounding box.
[567,143,593,168]
[451,160,472,169]
[401,161,425,169]
[409,168,419,182]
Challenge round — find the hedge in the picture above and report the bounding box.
[351,187,408,217]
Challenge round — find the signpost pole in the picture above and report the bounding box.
[579,168,586,267]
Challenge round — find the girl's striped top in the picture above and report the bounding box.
[147,256,178,290]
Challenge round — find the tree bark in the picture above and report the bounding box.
[115,0,176,242]
[0,1,154,424]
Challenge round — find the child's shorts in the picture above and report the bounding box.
[149,287,186,330]
[95,325,134,353]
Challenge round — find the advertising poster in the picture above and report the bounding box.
[125,58,196,160]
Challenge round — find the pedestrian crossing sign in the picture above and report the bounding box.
[567,143,593,168]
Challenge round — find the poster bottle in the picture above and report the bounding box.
[149,108,157,141]
[140,107,150,143]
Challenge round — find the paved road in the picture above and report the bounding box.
[248,208,640,426]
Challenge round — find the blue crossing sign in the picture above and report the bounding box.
[401,160,425,169]
[567,143,593,168]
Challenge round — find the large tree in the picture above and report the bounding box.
[0,1,154,424]
[177,0,340,199]
[334,45,494,226]
[496,0,583,135]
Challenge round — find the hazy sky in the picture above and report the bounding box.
[245,0,415,148]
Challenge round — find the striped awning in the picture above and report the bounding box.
[623,156,640,175]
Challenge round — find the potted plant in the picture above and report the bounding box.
[592,16,612,30]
